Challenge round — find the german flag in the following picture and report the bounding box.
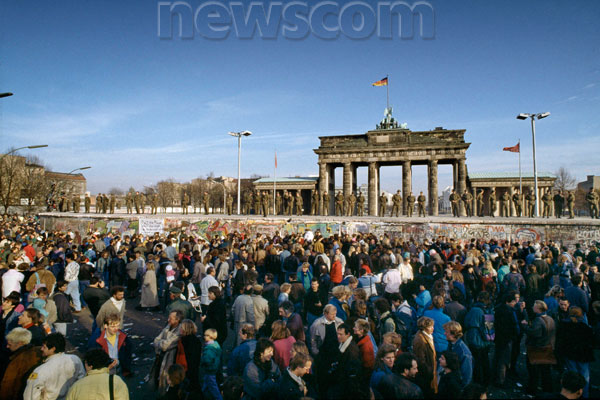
[372,77,388,86]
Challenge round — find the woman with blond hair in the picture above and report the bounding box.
[328,285,349,321]
[176,319,202,390]
[270,319,296,371]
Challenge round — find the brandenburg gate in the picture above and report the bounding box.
[314,118,470,216]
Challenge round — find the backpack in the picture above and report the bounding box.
[381,312,410,350]
[484,311,495,342]
[395,305,418,350]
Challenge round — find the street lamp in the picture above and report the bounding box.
[0,93,13,98]
[67,166,91,175]
[208,178,227,214]
[0,144,48,162]
[516,112,550,217]
[47,166,91,211]
[228,130,252,214]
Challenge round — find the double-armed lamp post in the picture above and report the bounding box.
[516,112,550,218]
[228,130,252,215]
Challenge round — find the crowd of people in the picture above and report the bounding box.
[0,215,598,399]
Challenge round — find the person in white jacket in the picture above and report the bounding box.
[24,333,85,400]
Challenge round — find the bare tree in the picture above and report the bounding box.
[108,187,124,196]
[189,178,206,213]
[0,149,27,215]
[156,179,177,213]
[554,166,577,191]
[21,155,49,214]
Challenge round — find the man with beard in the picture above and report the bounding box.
[376,352,423,399]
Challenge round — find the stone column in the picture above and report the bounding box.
[368,162,378,216]
[328,165,336,215]
[457,159,467,216]
[318,162,328,215]
[402,161,412,214]
[493,187,498,217]
[428,160,438,216]
[509,186,515,216]
[343,162,353,197]
[452,161,458,189]
[352,165,358,193]
[472,185,478,217]
[537,186,544,217]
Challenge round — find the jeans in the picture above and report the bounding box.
[565,359,590,398]
[202,374,223,400]
[79,280,90,307]
[66,280,81,311]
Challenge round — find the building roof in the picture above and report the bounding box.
[44,171,87,181]
[468,172,555,179]
[253,177,318,184]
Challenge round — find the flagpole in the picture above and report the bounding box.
[386,75,389,110]
[518,139,522,194]
[273,150,277,215]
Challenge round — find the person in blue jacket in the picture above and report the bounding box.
[423,295,451,353]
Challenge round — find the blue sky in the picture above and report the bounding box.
[0,0,599,195]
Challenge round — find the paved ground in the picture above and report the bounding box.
[66,297,600,399]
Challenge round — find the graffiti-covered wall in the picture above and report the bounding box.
[39,215,600,246]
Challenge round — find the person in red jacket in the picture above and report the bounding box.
[330,255,343,285]
[91,313,133,377]
[353,318,375,394]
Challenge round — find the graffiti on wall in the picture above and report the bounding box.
[40,216,599,246]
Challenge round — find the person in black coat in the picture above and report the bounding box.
[158,364,190,400]
[109,251,126,287]
[376,352,423,399]
[278,353,312,400]
[82,276,110,320]
[327,323,364,399]
[555,306,595,397]
[493,291,522,387]
[437,351,463,399]
[51,280,73,323]
[201,286,228,346]
[178,320,202,391]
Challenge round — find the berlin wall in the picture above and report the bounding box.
[38,214,600,247]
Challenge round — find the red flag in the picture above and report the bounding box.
[275,151,277,168]
[503,143,520,153]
